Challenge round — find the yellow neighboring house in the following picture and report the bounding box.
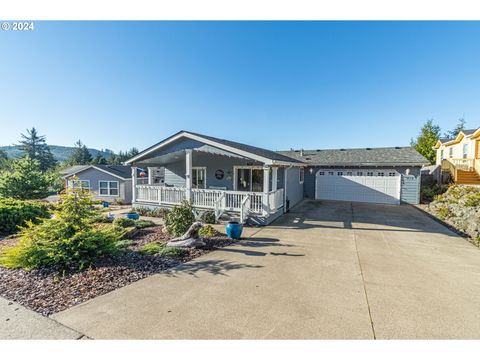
[435,128,480,184]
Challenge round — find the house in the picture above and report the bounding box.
[62,165,137,204]
[434,128,480,184]
[125,131,428,225]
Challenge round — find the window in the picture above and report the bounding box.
[346,171,353,176]
[299,168,304,183]
[440,149,444,160]
[337,171,343,176]
[377,172,385,177]
[389,172,396,176]
[366,172,374,176]
[463,144,468,159]
[328,171,334,176]
[192,167,206,189]
[449,147,453,158]
[235,167,264,192]
[357,171,363,176]
[99,181,119,196]
[318,171,325,176]
[69,180,90,189]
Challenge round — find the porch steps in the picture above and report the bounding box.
[456,170,480,185]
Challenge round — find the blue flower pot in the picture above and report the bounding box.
[126,212,139,220]
[226,221,243,240]
[102,201,110,208]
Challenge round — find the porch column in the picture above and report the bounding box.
[185,149,193,202]
[147,167,154,185]
[272,167,278,191]
[263,166,270,215]
[284,167,289,213]
[131,166,137,203]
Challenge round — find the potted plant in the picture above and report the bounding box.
[226,221,243,239]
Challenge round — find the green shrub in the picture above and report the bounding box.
[199,224,216,237]
[421,184,448,203]
[115,239,135,249]
[134,219,156,229]
[436,205,453,220]
[200,210,216,224]
[140,241,165,255]
[135,207,170,218]
[465,193,480,207]
[158,246,187,258]
[113,217,136,228]
[0,187,121,270]
[0,199,50,235]
[164,201,195,237]
[92,213,114,223]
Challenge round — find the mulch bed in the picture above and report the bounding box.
[0,226,236,316]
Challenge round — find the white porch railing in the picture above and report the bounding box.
[135,185,283,220]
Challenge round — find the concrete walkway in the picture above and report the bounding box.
[52,200,480,339]
[0,297,83,339]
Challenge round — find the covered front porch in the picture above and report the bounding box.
[126,131,302,224]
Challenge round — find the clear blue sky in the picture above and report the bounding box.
[1,21,479,153]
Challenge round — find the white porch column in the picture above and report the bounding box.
[272,167,278,191]
[147,167,154,185]
[262,166,270,215]
[131,166,137,203]
[185,149,193,202]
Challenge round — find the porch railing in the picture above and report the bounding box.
[135,185,283,218]
[441,158,476,182]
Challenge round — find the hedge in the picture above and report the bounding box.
[0,199,50,235]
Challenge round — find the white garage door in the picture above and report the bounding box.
[315,169,401,205]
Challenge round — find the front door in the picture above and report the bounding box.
[236,168,264,192]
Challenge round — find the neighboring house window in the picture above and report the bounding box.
[389,172,396,176]
[357,171,363,176]
[192,167,207,189]
[463,144,468,159]
[69,180,90,189]
[299,168,304,183]
[346,171,352,176]
[440,149,444,160]
[377,172,385,176]
[366,172,374,176]
[449,147,453,158]
[328,171,334,176]
[318,171,325,176]
[99,181,119,196]
[337,171,343,176]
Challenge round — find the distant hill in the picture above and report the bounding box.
[0,145,113,163]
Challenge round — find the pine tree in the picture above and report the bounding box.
[68,140,93,165]
[91,153,107,165]
[410,119,441,164]
[18,127,57,171]
[445,118,467,139]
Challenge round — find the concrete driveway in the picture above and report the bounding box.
[52,200,480,339]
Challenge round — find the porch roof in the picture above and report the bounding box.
[125,130,303,166]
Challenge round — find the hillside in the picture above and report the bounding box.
[0,145,113,163]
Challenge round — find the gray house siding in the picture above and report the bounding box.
[302,165,422,204]
[66,168,131,204]
[285,167,303,209]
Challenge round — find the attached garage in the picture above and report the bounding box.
[315,169,401,205]
[277,146,429,205]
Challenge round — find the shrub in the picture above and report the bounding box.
[421,184,448,203]
[140,241,165,255]
[134,219,156,229]
[200,210,216,224]
[113,217,136,228]
[158,246,187,258]
[0,187,121,270]
[199,224,216,237]
[436,205,453,220]
[135,207,170,218]
[115,239,135,249]
[164,201,195,237]
[0,199,50,235]
[92,213,114,223]
[465,193,480,207]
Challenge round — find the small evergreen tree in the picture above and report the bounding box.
[445,118,467,139]
[0,157,55,199]
[91,153,107,165]
[18,127,57,171]
[68,140,93,165]
[410,119,441,164]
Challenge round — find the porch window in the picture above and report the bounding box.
[99,181,119,196]
[192,167,206,189]
[68,180,90,189]
[463,144,468,159]
[235,167,264,192]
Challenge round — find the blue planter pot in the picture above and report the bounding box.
[126,213,139,220]
[226,221,243,240]
[102,201,110,208]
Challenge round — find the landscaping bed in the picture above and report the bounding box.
[0,225,236,316]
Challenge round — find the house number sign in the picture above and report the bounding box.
[215,169,224,180]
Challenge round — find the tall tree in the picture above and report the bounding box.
[0,157,56,199]
[91,153,107,165]
[18,127,57,171]
[445,118,467,139]
[107,147,139,165]
[68,140,93,165]
[411,119,441,164]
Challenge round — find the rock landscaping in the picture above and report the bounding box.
[0,224,236,316]
[426,184,480,247]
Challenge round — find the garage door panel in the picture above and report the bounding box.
[315,170,400,205]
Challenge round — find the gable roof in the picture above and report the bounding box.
[63,165,132,180]
[436,128,480,147]
[125,130,302,166]
[277,147,429,167]
[60,165,89,175]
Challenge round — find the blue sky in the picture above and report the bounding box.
[1,21,479,153]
